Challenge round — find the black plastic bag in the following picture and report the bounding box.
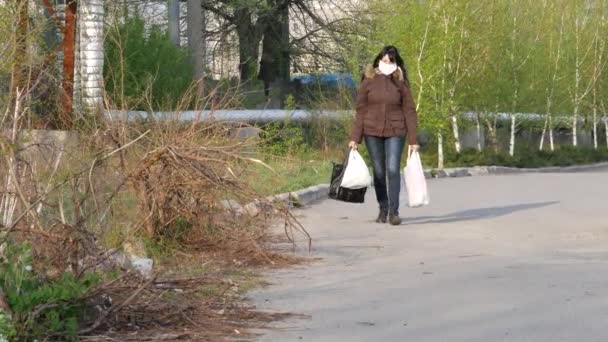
[329,152,367,203]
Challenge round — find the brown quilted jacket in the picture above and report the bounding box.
[350,66,418,145]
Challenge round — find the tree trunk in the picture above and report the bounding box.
[1,90,23,229]
[593,106,598,150]
[10,0,28,102]
[42,1,59,52]
[509,114,516,157]
[549,116,555,152]
[486,120,498,153]
[259,0,290,106]
[451,115,461,153]
[605,117,608,149]
[187,0,205,98]
[168,0,180,47]
[277,2,290,82]
[235,8,260,82]
[572,108,578,146]
[476,114,482,152]
[437,133,444,170]
[79,0,105,113]
[539,115,548,151]
[62,0,78,127]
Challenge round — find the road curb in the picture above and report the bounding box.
[288,184,330,206]
[222,184,331,216]
[427,162,608,179]
[231,162,608,212]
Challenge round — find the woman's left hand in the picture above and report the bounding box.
[409,144,420,152]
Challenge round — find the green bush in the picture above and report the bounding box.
[259,121,305,156]
[420,146,608,169]
[0,240,101,340]
[104,17,193,110]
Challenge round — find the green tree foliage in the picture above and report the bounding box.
[348,0,608,158]
[104,17,193,110]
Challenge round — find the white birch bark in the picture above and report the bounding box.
[549,116,555,151]
[570,14,595,147]
[539,116,548,151]
[476,114,482,152]
[451,116,461,153]
[593,107,598,149]
[437,133,444,170]
[1,90,23,228]
[541,13,565,152]
[590,23,605,150]
[509,114,516,157]
[605,118,608,149]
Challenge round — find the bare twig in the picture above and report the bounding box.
[80,276,157,335]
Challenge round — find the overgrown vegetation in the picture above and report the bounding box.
[421,146,608,169]
[349,0,608,166]
[5,0,608,340]
[1,3,309,338]
[1,93,307,340]
[104,17,193,110]
[0,240,101,340]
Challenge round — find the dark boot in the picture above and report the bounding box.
[376,209,388,223]
[389,212,402,226]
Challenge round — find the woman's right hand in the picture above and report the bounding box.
[348,141,358,150]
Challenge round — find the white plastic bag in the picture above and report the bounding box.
[404,149,430,207]
[340,149,372,189]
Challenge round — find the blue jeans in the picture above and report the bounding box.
[364,136,405,214]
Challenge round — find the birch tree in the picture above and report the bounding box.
[505,0,543,157]
[588,2,607,150]
[438,1,481,155]
[470,0,510,154]
[539,7,566,152]
[603,102,608,148]
[564,1,596,147]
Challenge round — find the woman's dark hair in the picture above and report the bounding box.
[370,45,410,86]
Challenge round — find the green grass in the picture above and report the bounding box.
[247,154,333,196]
[245,145,608,198]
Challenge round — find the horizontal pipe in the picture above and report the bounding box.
[105,110,608,124]
[105,109,344,124]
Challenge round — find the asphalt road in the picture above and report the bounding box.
[250,167,608,342]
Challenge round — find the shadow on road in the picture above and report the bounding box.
[404,201,559,225]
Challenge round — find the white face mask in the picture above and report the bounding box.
[378,61,397,76]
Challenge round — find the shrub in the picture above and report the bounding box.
[0,240,101,340]
[104,17,193,110]
[259,121,306,156]
[421,146,608,169]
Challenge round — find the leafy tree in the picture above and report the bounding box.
[104,17,193,110]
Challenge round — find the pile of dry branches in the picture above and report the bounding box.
[79,272,295,341]
[103,117,308,261]
[1,91,307,339]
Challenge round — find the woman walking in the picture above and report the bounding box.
[348,45,419,225]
